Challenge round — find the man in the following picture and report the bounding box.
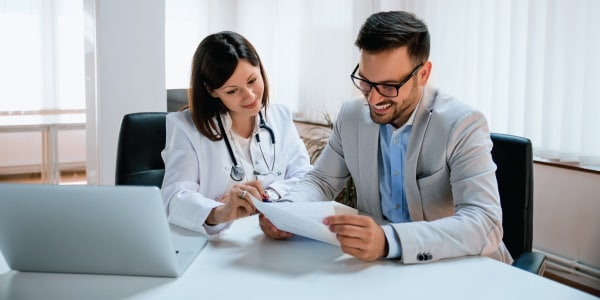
[260,11,513,264]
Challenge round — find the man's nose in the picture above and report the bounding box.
[366,86,384,104]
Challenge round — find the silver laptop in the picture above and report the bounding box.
[0,183,208,277]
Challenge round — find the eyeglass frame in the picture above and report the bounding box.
[350,62,423,98]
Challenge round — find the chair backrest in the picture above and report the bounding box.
[490,133,534,259]
[115,112,168,187]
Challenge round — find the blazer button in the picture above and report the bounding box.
[417,253,424,261]
[427,254,433,261]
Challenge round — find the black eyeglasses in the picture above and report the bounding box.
[350,63,423,98]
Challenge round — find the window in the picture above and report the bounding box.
[0,0,85,114]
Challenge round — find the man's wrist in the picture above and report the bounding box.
[381,225,402,259]
[383,237,389,258]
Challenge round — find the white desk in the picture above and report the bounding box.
[0,113,85,184]
[0,215,594,300]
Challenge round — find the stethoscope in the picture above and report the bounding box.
[216,111,280,181]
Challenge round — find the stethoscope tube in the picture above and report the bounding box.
[217,111,276,181]
[256,113,275,144]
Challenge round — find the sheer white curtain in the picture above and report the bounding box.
[0,0,85,113]
[166,0,366,121]
[391,0,600,166]
[166,0,600,167]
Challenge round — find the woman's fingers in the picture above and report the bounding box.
[243,181,267,200]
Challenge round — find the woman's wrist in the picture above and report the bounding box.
[205,208,219,226]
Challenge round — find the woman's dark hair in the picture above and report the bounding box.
[355,11,430,66]
[188,31,269,141]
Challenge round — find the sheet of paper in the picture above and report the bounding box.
[251,196,340,246]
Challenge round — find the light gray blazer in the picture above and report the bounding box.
[286,86,513,264]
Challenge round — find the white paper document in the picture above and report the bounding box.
[251,196,340,246]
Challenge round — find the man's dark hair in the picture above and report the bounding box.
[355,11,430,66]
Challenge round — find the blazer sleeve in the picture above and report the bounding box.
[391,110,507,264]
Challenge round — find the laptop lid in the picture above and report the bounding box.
[0,183,208,277]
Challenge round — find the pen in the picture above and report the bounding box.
[260,193,293,203]
[263,198,292,203]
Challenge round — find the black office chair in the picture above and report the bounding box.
[490,133,546,274]
[115,112,168,187]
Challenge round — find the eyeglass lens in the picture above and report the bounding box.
[351,63,423,98]
[354,79,398,97]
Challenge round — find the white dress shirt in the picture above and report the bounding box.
[161,104,312,235]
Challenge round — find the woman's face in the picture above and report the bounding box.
[210,59,264,119]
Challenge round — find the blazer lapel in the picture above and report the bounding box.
[357,104,383,218]
[405,87,437,221]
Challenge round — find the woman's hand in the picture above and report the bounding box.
[242,180,267,200]
[205,182,265,225]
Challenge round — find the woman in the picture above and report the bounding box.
[161,31,311,235]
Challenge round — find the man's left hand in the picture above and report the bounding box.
[324,215,388,261]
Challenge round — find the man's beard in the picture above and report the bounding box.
[368,82,420,126]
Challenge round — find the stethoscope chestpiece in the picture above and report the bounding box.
[230,165,245,182]
[217,111,278,182]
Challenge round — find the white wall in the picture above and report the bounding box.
[533,164,600,271]
[85,0,166,185]
[0,130,85,175]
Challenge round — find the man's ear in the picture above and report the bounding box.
[417,61,432,87]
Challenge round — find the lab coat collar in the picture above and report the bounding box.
[218,109,264,138]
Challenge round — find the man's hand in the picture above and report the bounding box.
[324,215,388,261]
[258,213,293,240]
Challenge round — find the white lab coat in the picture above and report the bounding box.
[161,104,312,235]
